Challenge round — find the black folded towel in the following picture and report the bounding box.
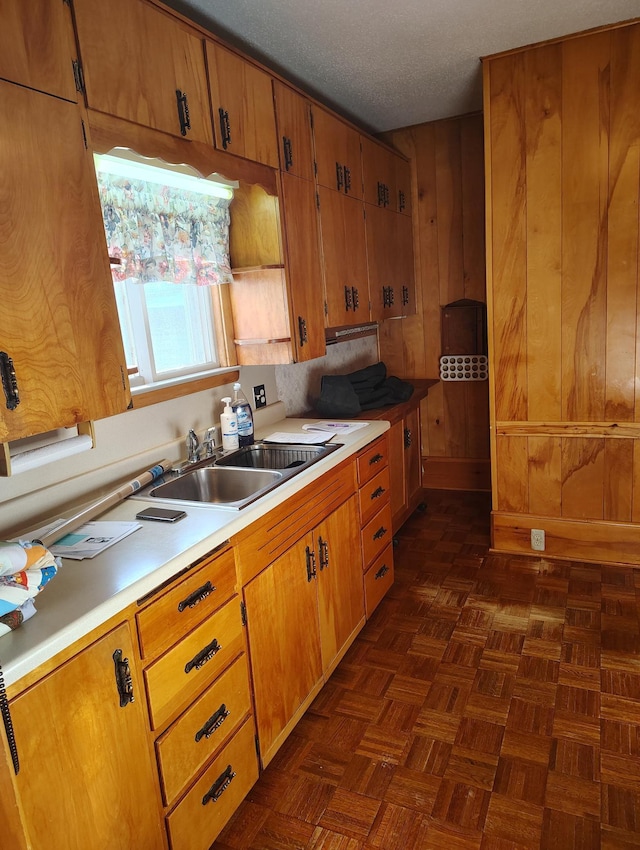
[316,363,414,417]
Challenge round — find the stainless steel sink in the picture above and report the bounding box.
[147,467,283,509]
[133,440,341,509]
[215,441,339,470]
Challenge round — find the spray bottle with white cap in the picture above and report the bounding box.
[220,397,239,452]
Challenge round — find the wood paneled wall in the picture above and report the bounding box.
[484,20,640,564]
[380,114,490,491]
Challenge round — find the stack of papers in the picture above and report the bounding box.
[49,521,141,560]
[302,421,369,434]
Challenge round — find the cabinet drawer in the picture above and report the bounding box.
[157,654,252,805]
[358,466,391,525]
[357,436,389,485]
[361,502,393,568]
[364,544,394,618]
[145,598,244,730]
[137,547,236,661]
[166,716,259,850]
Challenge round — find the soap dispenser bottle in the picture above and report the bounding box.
[232,382,254,447]
[220,397,239,452]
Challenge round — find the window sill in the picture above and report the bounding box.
[130,367,240,409]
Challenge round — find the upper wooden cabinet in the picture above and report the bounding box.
[361,135,412,216]
[318,187,369,328]
[312,106,363,199]
[206,41,278,167]
[367,206,415,321]
[72,0,213,143]
[0,79,130,442]
[279,172,327,360]
[11,623,165,850]
[0,0,77,101]
[273,81,315,181]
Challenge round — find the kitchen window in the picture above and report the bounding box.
[94,151,238,394]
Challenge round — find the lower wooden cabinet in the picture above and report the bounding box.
[388,403,423,531]
[10,623,165,850]
[166,716,259,850]
[136,543,258,850]
[356,434,395,618]
[243,493,364,766]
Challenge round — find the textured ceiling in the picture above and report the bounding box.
[164,0,640,133]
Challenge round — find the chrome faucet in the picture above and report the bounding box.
[202,427,217,458]
[186,429,200,464]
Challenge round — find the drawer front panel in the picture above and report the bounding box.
[361,502,393,568]
[137,547,236,661]
[157,654,252,805]
[364,544,394,618]
[356,436,388,486]
[358,466,390,525]
[145,599,244,730]
[166,716,259,850]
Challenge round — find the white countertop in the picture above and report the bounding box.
[0,417,388,688]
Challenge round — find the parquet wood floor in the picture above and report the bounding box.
[213,490,640,850]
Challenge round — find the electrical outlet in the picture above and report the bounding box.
[531,528,545,551]
[253,384,267,409]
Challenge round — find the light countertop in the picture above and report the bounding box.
[1,416,389,689]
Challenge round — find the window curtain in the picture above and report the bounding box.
[96,172,234,286]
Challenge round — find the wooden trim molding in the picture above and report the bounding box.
[497,421,640,438]
[131,370,239,409]
[492,511,640,566]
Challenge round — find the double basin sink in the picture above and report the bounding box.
[136,442,340,510]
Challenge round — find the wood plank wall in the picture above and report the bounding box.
[484,20,640,564]
[379,114,490,491]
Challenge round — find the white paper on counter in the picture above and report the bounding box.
[49,521,141,560]
[302,421,370,434]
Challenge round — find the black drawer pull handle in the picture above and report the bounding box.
[371,486,386,500]
[375,564,389,580]
[178,581,215,612]
[113,649,135,708]
[283,136,293,170]
[195,703,230,742]
[219,108,231,148]
[369,453,383,466]
[298,316,308,346]
[306,545,317,582]
[399,189,406,212]
[0,351,19,410]
[202,764,236,805]
[185,638,221,674]
[373,525,388,540]
[336,162,344,191]
[176,90,191,136]
[402,285,410,306]
[344,285,353,311]
[352,286,359,309]
[344,165,352,193]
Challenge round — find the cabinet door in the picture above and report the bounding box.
[395,155,412,216]
[0,81,130,442]
[316,496,364,672]
[273,82,314,181]
[361,136,396,209]
[388,419,407,524]
[0,0,77,100]
[396,210,416,316]
[319,187,369,328]
[11,624,164,850]
[313,106,363,199]
[366,203,398,321]
[73,0,212,143]
[404,406,422,507]
[280,172,326,360]
[244,534,322,764]
[206,41,278,167]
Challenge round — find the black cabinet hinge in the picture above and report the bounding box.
[316,190,320,210]
[240,600,247,626]
[81,119,88,150]
[72,59,85,94]
[255,734,261,760]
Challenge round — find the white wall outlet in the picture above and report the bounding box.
[531,528,545,551]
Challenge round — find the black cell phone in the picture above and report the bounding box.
[136,507,187,522]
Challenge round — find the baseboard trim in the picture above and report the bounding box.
[422,457,491,492]
[492,511,640,566]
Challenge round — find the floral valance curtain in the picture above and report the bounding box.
[96,172,234,286]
